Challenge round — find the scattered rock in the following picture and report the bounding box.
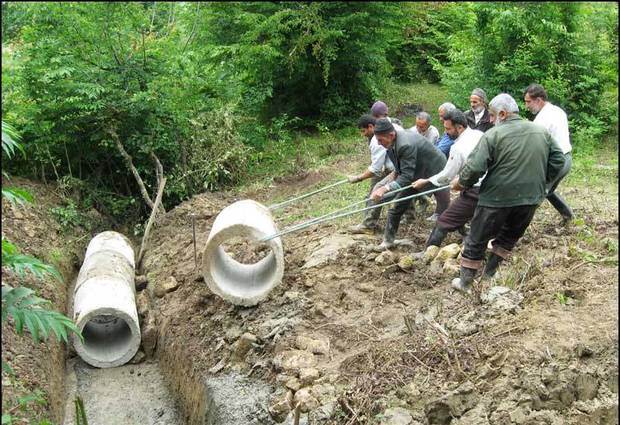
[299,367,320,386]
[379,407,414,425]
[435,243,461,263]
[134,288,150,316]
[481,286,523,313]
[295,336,329,355]
[284,376,302,392]
[302,234,359,269]
[376,250,396,266]
[135,275,148,291]
[429,259,444,276]
[141,317,158,358]
[451,403,490,425]
[448,311,479,337]
[269,389,293,422]
[442,258,460,277]
[575,373,599,400]
[308,383,336,405]
[128,349,146,364]
[423,245,440,263]
[273,350,316,374]
[154,276,180,297]
[425,381,479,424]
[398,255,416,270]
[208,357,227,374]
[308,402,336,423]
[284,291,300,301]
[233,333,257,362]
[293,388,319,412]
[225,324,244,342]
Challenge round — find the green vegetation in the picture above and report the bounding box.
[2,2,616,223]
[2,121,82,425]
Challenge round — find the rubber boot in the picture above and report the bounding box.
[457,225,468,237]
[426,226,448,248]
[451,266,477,293]
[380,215,399,250]
[483,253,503,277]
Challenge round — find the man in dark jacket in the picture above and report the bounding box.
[464,88,494,133]
[450,94,566,292]
[370,118,449,250]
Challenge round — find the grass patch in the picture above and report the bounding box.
[383,81,450,128]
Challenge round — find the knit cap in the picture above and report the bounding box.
[371,101,389,117]
[373,118,395,134]
[470,88,487,104]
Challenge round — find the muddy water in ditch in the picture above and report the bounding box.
[63,358,184,425]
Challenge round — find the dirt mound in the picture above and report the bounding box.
[140,164,618,424]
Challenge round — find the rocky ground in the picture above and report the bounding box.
[2,150,617,425]
[138,150,618,424]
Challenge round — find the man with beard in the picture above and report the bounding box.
[409,109,485,253]
[450,94,565,293]
[464,88,494,133]
[524,83,574,224]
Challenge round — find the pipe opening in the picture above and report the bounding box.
[220,236,271,264]
[81,314,135,364]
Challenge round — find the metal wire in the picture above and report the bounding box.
[268,178,349,210]
[270,183,425,236]
[259,185,450,242]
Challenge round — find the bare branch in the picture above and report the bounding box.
[137,177,167,268]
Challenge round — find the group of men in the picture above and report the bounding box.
[346,85,573,293]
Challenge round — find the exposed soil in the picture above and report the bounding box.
[1,177,109,423]
[140,155,619,424]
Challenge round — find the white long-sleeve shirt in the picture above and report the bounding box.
[368,121,402,175]
[428,127,485,187]
[408,125,440,145]
[533,102,571,154]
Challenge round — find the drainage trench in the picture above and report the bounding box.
[64,202,285,425]
[63,231,184,425]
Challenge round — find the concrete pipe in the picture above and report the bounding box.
[72,231,141,368]
[202,200,284,306]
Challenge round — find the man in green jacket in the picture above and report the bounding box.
[450,93,566,292]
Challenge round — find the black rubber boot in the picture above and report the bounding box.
[457,225,468,237]
[483,253,504,277]
[451,266,477,293]
[426,226,448,248]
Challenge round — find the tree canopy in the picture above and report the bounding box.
[2,2,617,219]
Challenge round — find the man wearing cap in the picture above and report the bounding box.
[410,108,485,252]
[347,114,400,233]
[450,93,565,293]
[465,88,494,133]
[370,100,403,126]
[370,118,449,250]
[524,83,574,224]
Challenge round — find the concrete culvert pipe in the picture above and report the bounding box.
[202,200,284,306]
[72,231,141,368]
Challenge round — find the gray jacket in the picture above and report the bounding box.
[387,129,447,189]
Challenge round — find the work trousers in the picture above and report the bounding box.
[546,152,573,218]
[436,187,480,231]
[362,171,392,228]
[460,204,538,270]
[384,186,450,243]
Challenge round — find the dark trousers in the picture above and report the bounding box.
[436,187,479,231]
[384,186,450,242]
[546,152,573,218]
[461,204,538,269]
[362,172,391,228]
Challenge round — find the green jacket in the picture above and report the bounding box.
[459,115,565,208]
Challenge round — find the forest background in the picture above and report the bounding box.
[2,1,618,228]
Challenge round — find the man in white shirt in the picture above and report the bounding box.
[348,114,402,233]
[409,111,440,145]
[410,109,485,250]
[524,83,574,223]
